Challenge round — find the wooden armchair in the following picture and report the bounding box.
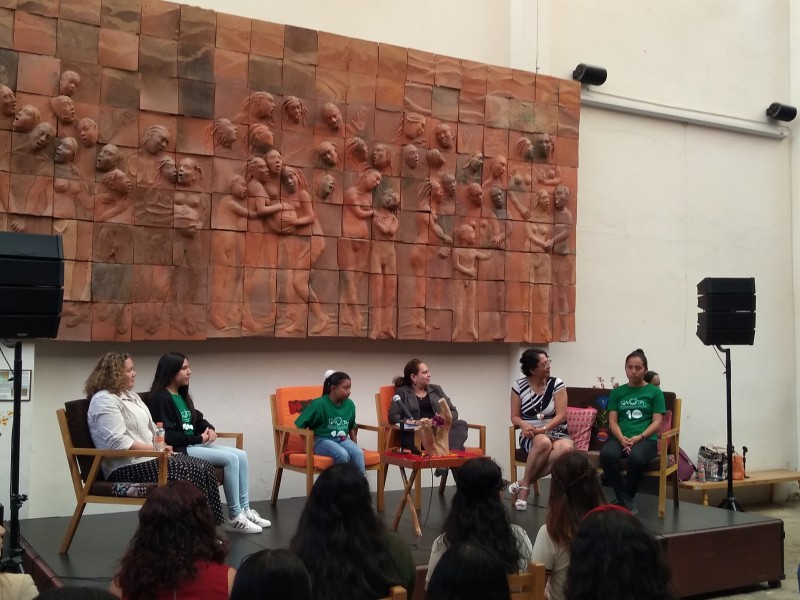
[509,387,681,517]
[375,385,486,504]
[58,397,242,554]
[380,586,407,600]
[508,561,547,600]
[270,386,384,509]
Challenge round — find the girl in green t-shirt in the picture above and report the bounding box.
[294,371,366,474]
[598,349,666,514]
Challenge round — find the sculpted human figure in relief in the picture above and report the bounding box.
[315,141,341,169]
[279,166,329,335]
[452,223,491,341]
[212,175,249,231]
[282,96,308,127]
[77,118,99,147]
[53,137,93,220]
[369,188,400,339]
[549,185,574,342]
[340,169,380,335]
[96,144,123,172]
[50,95,76,124]
[0,85,16,117]
[235,91,276,125]
[13,104,41,133]
[205,118,238,152]
[128,125,170,186]
[59,71,81,97]
[434,123,454,151]
[320,102,343,133]
[173,158,209,238]
[95,169,133,223]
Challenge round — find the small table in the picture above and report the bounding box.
[381,452,483,537]
[678,469,800,506]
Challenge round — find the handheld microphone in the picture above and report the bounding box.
[392,394,413,420]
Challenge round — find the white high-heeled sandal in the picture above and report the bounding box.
[508,481,529,511]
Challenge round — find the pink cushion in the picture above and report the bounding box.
[566,407,597,452]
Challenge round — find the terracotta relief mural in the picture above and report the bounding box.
[0,0,580,343]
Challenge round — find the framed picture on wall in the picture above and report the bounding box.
[0,370,31,401]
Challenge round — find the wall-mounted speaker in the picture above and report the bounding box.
[696,277,755,346]
[0,232,64,339]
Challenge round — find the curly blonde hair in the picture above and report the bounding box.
[84,351,131,398]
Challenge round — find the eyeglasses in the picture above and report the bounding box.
[538,359,552,367]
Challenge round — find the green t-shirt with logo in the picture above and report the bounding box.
[608,384,665,440]
[294,394,356,440]
[171,392,194,437]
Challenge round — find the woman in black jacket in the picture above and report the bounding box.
[389,358,468,453]
[147,352,270,534]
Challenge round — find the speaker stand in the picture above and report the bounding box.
[716,345,743,512]
[0,341,27,573]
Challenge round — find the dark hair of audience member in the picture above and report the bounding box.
[519,348,548,376]
[441,457,522,573]
[322,371,349,395]
[289,463,405,600]
[565,507,675,600]
[393,358,423,388]
[427,544,512,600]
[230,549,311,600]
[150,351,196,411]
[114,480,227,600]
[546,452,605,548]
[626,348,648,370]
[644,370,660,385]
[34,589,119,600]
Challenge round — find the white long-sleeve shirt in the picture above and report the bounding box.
[87,389,156,478]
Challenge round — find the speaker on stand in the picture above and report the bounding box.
[696,277,755,512]
[0,231,64,573]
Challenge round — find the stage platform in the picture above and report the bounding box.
[19,481,784,599]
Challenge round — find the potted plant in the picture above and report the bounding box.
[592,377,618,443]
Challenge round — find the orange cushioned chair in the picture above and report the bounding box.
[375,385,486,504]
[270,386,384,509]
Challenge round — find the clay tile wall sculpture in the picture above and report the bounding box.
[0,0,579,343]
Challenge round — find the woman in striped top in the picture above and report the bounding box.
[508,349,573,510]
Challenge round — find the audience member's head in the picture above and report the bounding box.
[644,370,661,386]
[290,463,405,600]
[442,457,521,573]
[566,505,675,600]
[114,480,227,600]
[35,588,118,599]
[427,544,512,600]
[230,549,311,600]
[546,451,604,548]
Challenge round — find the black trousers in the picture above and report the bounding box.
[599,437,657,500]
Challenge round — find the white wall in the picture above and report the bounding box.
[14,0,799,518]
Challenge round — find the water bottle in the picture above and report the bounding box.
[698,463,706,483]
[153,422,166,452]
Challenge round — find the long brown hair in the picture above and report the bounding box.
[393,358,422,388]
[546,452,604,548]
[115,481,227,600]
[84,352,131,398]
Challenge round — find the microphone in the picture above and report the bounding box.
[393,394,413,420]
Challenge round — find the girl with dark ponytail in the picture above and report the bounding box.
[295,370,366,474]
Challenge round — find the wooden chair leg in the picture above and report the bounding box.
[377,467,385,512]
[672,471,680,507]
[60,502,87,554]
[658,474,667,518]
[270,466,283,505]
[414,472,422,510]
[306,469,314,496]
[438,469,449,495]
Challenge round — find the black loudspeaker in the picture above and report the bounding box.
[696,277,755,346]
[0,232,64,339]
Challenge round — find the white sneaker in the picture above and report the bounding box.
[224,513,262,534]
[244,508,271,528]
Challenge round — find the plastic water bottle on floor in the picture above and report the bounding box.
[153,422,166,452]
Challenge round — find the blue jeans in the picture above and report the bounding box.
[187,444,250,518]
[314,436,366,475]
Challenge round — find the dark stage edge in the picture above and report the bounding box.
[20,481,784,599]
